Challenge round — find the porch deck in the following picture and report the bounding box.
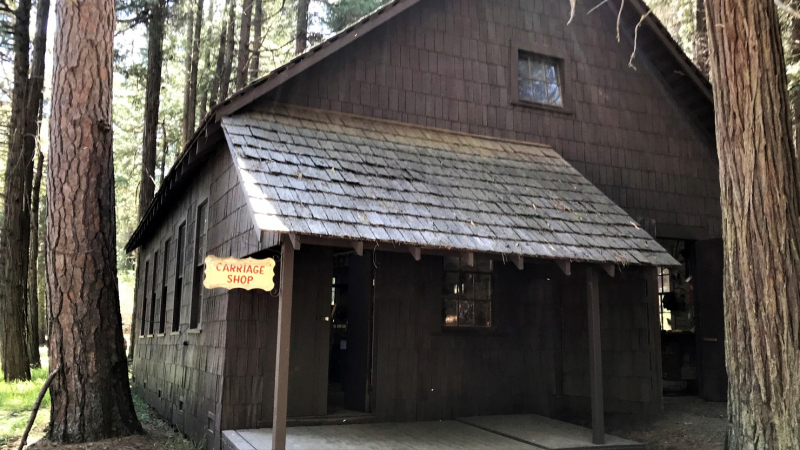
[222,414,643,450]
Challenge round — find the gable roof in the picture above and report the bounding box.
[223,104,677,266]
[126,0,713,253]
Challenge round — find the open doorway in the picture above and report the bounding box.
[327,251,374,416]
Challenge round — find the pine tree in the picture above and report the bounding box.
[48,0,143,440]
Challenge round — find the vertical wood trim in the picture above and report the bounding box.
[586,266,605,444]
[647,267,664,415]
[272,236,295,450]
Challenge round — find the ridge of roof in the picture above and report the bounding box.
[125,0,714,253]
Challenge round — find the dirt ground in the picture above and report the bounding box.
[6,398,198,450]
[608,396,727,450]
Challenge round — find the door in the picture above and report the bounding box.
[342,252,373,412]
[694,238,727,402]
[288,246,333,417]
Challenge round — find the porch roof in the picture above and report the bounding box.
[223,104,677,267]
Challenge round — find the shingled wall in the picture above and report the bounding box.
[260,0,721,241]
[132,146,261,450]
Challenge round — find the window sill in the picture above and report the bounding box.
[511,100,573,116]
[157,333,166,337]
[170,331,181,336]
[187,329,202,334]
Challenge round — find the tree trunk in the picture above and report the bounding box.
[47,0,143,441]
[209,0,231,107]
[27,149,43,369]
[694,0,709,78]
[295,0,309,55]
[219,0,237,100]
[236,0,253,90]
[249,0,263,82]
[23,0,49,371]
[159,121,167,186]
[183,0,204,143]
[706,0,800,448]
[181,7,193,148]
[131,0,167,359]
[0,0,33,382]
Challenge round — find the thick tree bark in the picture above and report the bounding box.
[180,9,193,148]
[159,121,167,186]
[47,0,143,441]
[295,0,309,55]
[249,0,263,82]
[694,0,709,78]
[27,149,43,369]
[131,0,167,359]
[706,0,800,448]
[0,0,33,382]
[219,0,237,100]
[236,0,253,90]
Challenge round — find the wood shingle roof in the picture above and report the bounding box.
[223,105,677,266]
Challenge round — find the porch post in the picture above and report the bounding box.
[586,266,605,444]
[272,235,296,450]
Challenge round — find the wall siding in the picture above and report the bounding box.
[132,146,260,450]
[258,0,721,240]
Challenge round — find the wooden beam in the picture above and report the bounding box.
[462,251,474,267]
[511,255,524,270]
[555,260,571,276]
[272,237,295,450]
[409,247,421,261]
[601,264,615,278]
[586,266,605,445]
[352,241,364,256]
[288,233,301,251]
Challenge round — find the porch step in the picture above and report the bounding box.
[287,411,379,427]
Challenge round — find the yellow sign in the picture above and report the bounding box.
[203,255,276,291]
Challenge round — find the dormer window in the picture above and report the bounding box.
[518,51,563,107]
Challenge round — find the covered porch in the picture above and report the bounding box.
[221,414,643,450]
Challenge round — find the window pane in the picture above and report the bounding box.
[475,301,491,327]
[547,83,562,105]
[462,272,475,299]
[532,81,547,103]
[444,300,458,327]
[443,271,460,296]
[546,64,558,83]
[474,274,491,300]
[458,300,475,326]
[532,61,545,81]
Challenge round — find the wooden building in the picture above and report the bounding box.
[126,0,722,449]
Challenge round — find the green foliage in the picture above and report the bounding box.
[645,0,696,58]
[322,0,388,33]
[0,351,50,448]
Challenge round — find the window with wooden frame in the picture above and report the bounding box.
[189,202,208,330]
[158,239,170,334]
[172,222,186,332]
[442,255,493,328]
[148,250,159,335]
[140,259,150,337]
[517,51,563,107]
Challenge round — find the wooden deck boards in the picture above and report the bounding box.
[458,415,644,450]
[223,416,643,450]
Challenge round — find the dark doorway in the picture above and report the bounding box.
[328,251,374,415]
[694,238,727,402]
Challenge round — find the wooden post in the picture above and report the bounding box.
[586,266,605,445]
[272,235,295,450]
